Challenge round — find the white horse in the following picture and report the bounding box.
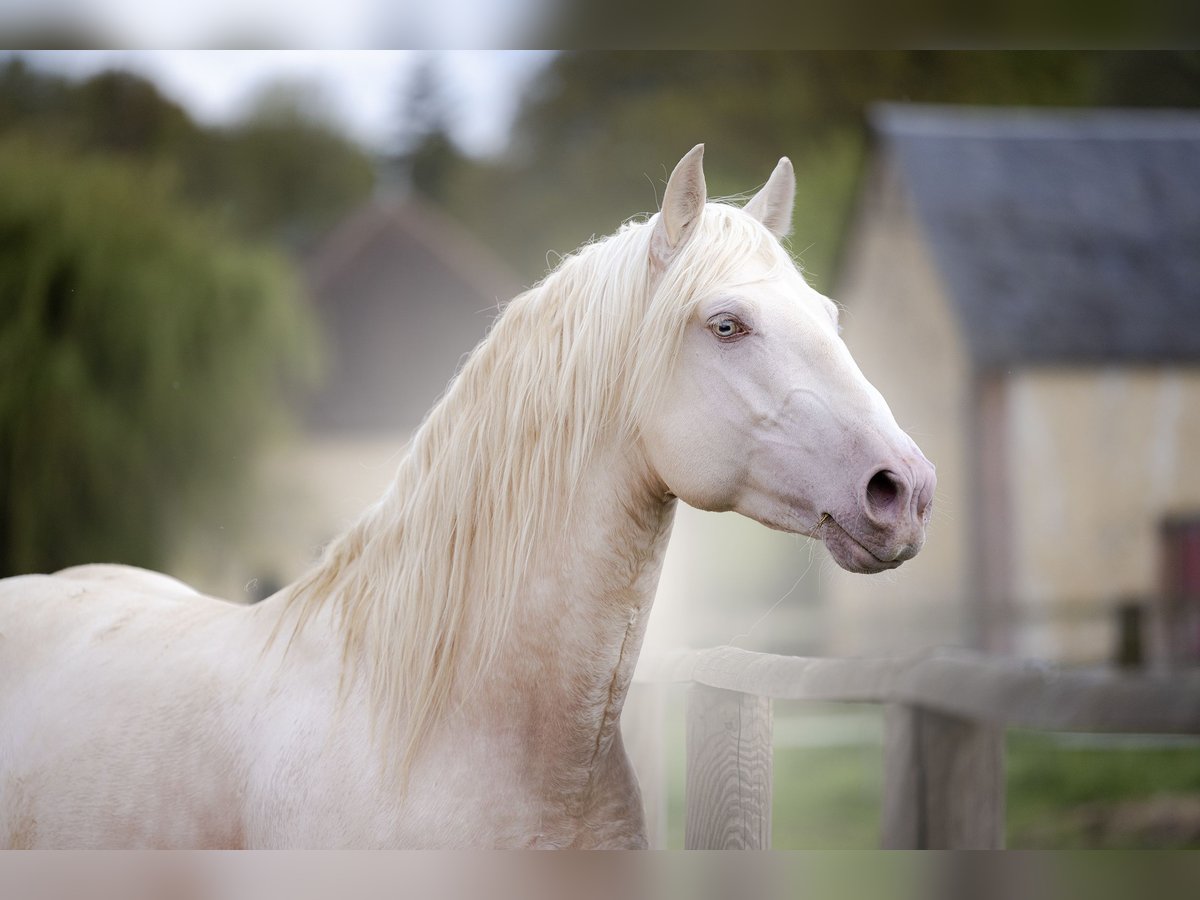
[0,146,935,848]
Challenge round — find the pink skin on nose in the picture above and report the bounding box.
[819,450,936,575]
[860,454,936,558]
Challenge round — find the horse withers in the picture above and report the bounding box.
[0,145,934,848]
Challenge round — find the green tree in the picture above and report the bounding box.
[200,84,378,251]
[0,137,317,577]
[390,56,466,202]
[0,58,376,251]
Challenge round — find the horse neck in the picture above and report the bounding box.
[475,434,676,791]
[275,250,678,808]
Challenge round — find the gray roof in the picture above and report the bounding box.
[872,104,1200,369]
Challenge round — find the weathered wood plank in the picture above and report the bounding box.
[684,685,773,849]
[635,646,1200,734]
[881,703,1005,849]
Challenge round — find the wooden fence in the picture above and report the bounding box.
[627,646,1200,849]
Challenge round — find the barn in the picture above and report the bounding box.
[826,104,1200,666]
[172,194,520,600]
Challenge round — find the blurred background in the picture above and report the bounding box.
[3,49,1200,847]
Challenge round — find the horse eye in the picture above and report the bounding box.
[710,316,747,340]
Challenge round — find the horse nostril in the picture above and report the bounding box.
[866,469,902,513]
[916,480,935,520]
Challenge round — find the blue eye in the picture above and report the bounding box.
[710,316,747,340]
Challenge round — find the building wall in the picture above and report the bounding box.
[823,156,973,656]
[1006,368,1200,663]
[172,433,409,602]
[307,208,507,435]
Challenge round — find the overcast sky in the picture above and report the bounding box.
[19,51,555,157]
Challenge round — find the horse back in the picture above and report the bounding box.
[0,567,255,848]
[52,563,203,599]
[0,566,221,682]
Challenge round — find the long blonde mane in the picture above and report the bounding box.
[283,202,783,773]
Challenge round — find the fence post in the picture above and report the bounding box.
[881,703,1005,849]
[684,684,773,849]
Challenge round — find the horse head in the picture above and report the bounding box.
[641,144,936,574]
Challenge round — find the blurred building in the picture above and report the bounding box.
[175,195,520,600]
[827,104,1200,665]
[304,196,519,432]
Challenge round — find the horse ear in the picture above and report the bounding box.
[651,144,707,267]
[744,157,795,238]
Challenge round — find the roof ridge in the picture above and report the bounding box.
[870,102,1200,141]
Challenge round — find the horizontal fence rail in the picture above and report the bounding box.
[629,647,1200,849]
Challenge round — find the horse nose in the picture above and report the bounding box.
[913,458,936,522]
[865,468,906,521]
[863,457,936,530]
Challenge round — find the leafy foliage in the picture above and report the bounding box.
[0,137,316,576]
[203,89,378,249]
[387,56,469,202]
[0,58,376,251]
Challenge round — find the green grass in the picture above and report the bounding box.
[1006,731,1200,848]
[661,698,1200,849]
